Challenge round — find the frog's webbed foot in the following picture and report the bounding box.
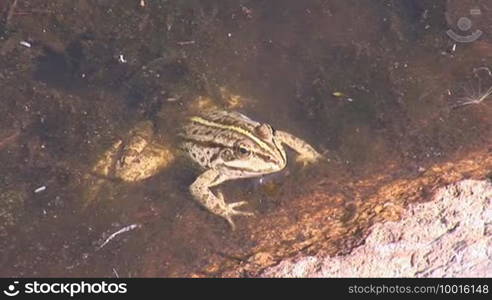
[216,191,254,230]
[190,170,254,230]
[295,151,323,166]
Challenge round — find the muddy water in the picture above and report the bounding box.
[0,0,491,277]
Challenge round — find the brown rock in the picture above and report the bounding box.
[261,180,492,277]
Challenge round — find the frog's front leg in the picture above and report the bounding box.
[189,169,254,229]
[275,130,323,165]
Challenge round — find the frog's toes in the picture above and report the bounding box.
[296,152,322,166]
[228,201,253,212]
[226,201,255,217]
[223,201,255,230]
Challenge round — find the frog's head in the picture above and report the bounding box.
[218,123,287,178]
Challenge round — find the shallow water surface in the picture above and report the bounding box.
[0,0,491,277]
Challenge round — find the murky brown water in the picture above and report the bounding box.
[1,0,491,277]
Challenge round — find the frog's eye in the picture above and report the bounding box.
[237,145,250,157]
[235,141,252,158]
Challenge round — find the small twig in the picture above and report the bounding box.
[112,268,120,278]
[177,40,195,46]
[13,9,53,16]
[96,224,141,250]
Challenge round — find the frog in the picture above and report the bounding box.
[180,109,322,229]
[88,97,322,229]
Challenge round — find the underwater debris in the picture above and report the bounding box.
[97,224,141,250]
[34,186,47,193]
[19,41,31,48]
[452,86,492,109]
[452,67,492,109]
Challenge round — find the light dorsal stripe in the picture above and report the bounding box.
[190,116,276,156]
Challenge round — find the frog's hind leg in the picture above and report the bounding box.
[189,169,254,229]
